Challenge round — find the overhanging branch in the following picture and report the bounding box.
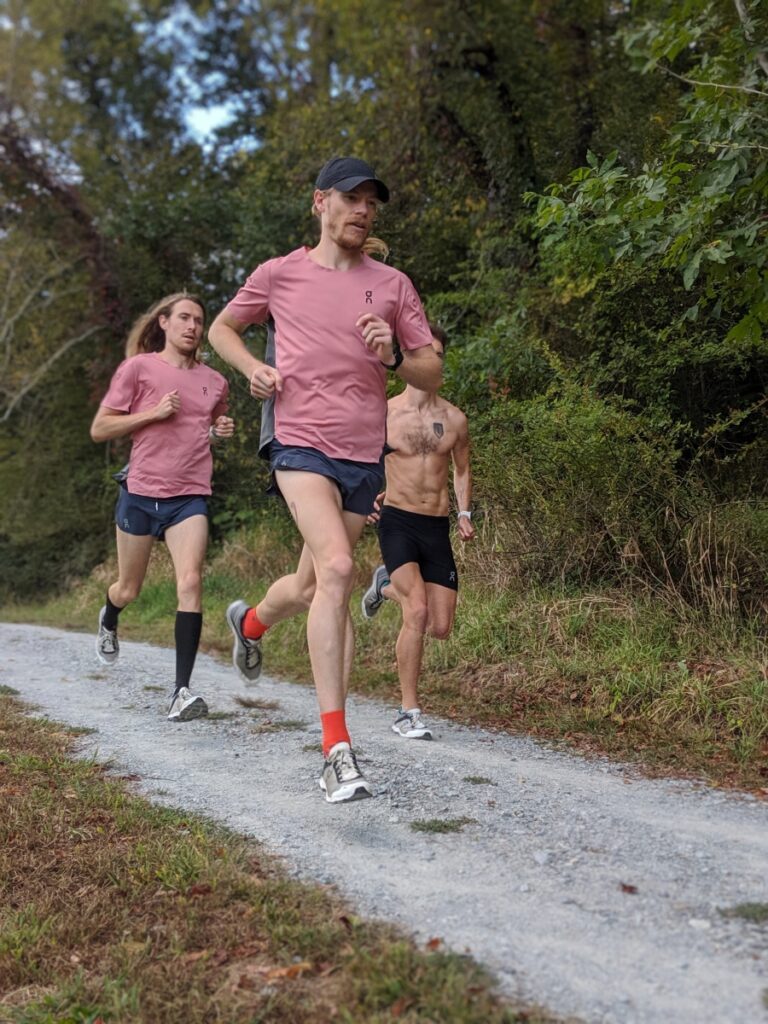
[2,325,101,422]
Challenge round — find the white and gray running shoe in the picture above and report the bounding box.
[225,600,262,684]
[319,742,373,803]
[167,687,208,722]
[392,707,433,740]
[361,565,390,619]
[95,606,119,666]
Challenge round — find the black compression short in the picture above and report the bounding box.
[378,505,458,591]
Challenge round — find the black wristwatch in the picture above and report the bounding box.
[381,346,404,371]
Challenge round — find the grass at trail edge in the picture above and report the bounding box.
[0,693,556,1024]
[2,524,767,793]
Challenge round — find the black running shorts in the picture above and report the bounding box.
[114,490,208,540]
[378,505,458,591]
[267,439,384,516]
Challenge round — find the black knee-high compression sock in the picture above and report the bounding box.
[174,611,202,692]
[102,595,123,631]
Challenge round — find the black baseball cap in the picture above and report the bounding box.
[315,156,390,203]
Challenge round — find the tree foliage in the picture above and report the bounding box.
[1,0,766,608]
[528,1,767,342]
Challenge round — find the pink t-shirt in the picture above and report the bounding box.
[224,247,433,462]
[101,352,229,497]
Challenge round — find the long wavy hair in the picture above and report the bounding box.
[124,293,207,359]
[429,321,449,351]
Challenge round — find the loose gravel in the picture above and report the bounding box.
[2,622,767,1024]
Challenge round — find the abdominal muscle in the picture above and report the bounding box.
[383,451,451,517]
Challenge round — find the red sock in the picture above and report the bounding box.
[243,606,269,640]
[321,709,351,757]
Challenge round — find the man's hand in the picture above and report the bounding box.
[250,365,283,399]
[366,490,386,525]
[458,516,475,542]
[154,390,180,420]
[356,313,394,364]
[211,415,235,439]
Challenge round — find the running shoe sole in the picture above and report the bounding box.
[361,566,389,620]
[225,600,262,683]
[168,695,208,722]
[392,724,433,739]
[318,776,373,803]
[95,606,119,667]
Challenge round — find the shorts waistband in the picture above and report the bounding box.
[381,505,450,528]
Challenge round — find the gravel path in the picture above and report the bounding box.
[2,621,766,1023]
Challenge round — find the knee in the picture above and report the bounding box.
[404,601,429,634]
[316,552,355,596]
[176,569,203,603]
[113,582,141,605]
[428,621,453,641]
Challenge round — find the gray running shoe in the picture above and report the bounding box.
[167,686,208,722]
[361,565,389,619]
[319,743,373,803]
[392,707,433,740]
[225,600,262,684]
[95,606,119,666]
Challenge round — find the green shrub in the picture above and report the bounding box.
[472,382,682,585]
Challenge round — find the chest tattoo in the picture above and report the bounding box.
[405,428,440,456]
[433,422,444,438]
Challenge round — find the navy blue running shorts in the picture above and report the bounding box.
[378,505,458,590]
[267,440,384,516]
[115,490,209,540]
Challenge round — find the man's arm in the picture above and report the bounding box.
[397,344,443,391]
[90,396,179,442]
[208,311,282,399]
[451,412,475,541]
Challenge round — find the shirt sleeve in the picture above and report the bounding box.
[100,359,138,413]
[223,260,273,326]
[212,376,229,421]
[393,274,434,351]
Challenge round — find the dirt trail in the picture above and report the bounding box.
[2,622,766,1024]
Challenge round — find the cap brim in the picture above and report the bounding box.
[330,175,390,203]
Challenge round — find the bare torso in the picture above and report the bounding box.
[383,391,467,515]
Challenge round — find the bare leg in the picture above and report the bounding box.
[387,573,460,708]
[273,471,366,714]
[164,515,209,697]
[108,527,155,608]
[257,523,360,696]
[342,608,354,696]
[425,582,457,641]
[164,515,208,611]
[256,543,317,625]
[388,563,429,711]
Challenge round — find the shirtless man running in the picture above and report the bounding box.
[361,326,474,739]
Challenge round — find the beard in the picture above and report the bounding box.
[331,221,370,251]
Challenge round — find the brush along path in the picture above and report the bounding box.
[1,622,766,1024]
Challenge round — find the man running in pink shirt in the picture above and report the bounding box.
[209,157,442,802]
[91,293,233,723]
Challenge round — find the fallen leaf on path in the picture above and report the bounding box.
[187,883,213,897]
[390,996,415,1016]
[182,950,208,963]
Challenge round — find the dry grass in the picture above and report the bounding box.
[3,518,767,794]
[0,694,555,1024]
[345,579,768,792]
